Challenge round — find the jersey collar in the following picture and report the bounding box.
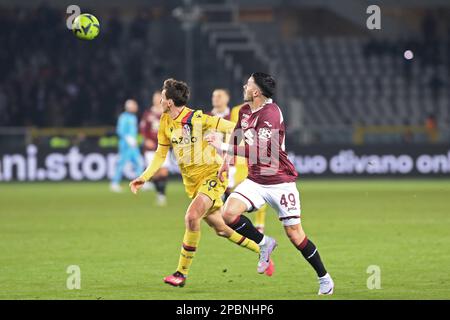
[173,106,189,121]
[251,98,273,114]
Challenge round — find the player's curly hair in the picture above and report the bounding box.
[251,72,276,98]
[163,78,190,107]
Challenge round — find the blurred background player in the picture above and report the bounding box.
[140,90,170,206]
[211,88,268,233]
[111,99,143,192]
[210,89,231,120]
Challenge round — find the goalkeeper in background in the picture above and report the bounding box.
[210,88,267,233]
[129,79,274,287]
[111,99,143,192]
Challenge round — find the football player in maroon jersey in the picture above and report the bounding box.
[207,73,334,295]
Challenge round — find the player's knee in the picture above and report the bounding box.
[222,209,237,225]
[285,225,305,245]
[185,210,201,230]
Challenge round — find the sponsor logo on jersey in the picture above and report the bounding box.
[182,124,191,138]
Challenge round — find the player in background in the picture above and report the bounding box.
[210,89,231,120]
[129,79,273,288]
[211,88,268,233]
[140,90,170,206]
[111,99,143,192]
[207,73,334,295]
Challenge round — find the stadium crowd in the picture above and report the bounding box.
[0,4,165,127]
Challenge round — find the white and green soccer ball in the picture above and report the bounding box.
[72,13,100,40]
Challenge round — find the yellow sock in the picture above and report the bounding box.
[176,229,201,276]
[255,205,267,228]
[228,231,260,254]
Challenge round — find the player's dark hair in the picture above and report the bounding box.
[251,72,276,98]
[163,78,190,107]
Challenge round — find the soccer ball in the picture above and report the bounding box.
[72,13,100,40]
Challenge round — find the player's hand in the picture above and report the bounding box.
[145,140,156,150]
[129,178,145,194]
[205,133,222,151]
[218,161,229,183]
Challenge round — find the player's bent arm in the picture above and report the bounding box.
[138,144,170,181]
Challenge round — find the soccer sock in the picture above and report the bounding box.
[176,229,201,276]
[254,206,266,228]
[296,237,327,278]
[154,178,167,195]
[227,231,260,254]
[228,215,264,244]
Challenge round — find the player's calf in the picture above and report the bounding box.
[284,224,334,294]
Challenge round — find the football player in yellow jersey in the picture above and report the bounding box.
[129,79,273,287]
[230,104,267,233]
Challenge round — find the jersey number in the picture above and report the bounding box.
[280,193,296,208]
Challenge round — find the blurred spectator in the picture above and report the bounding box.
[0,5,158,127]
[425,113,438,142]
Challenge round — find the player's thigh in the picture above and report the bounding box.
[203,209,231,237]
[264,182,301,227]
[221,197,249,224]
[196,174,227,216]
[130,148,141,161]
[116,148,128,164]
[119,148,133,162]
[228,179,266,213]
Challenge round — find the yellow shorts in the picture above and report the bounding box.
[184,172,228,215]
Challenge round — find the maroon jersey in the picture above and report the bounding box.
[140,107,162,151]
[232,102,298,184]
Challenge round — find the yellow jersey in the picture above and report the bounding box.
[140,107,235,198]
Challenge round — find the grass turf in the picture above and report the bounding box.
[0,180,449,300]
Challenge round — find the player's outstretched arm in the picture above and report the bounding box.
[129,144,169,194]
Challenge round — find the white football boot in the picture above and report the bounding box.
[318,273,334,295]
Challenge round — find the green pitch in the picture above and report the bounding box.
[1,180,449,300]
